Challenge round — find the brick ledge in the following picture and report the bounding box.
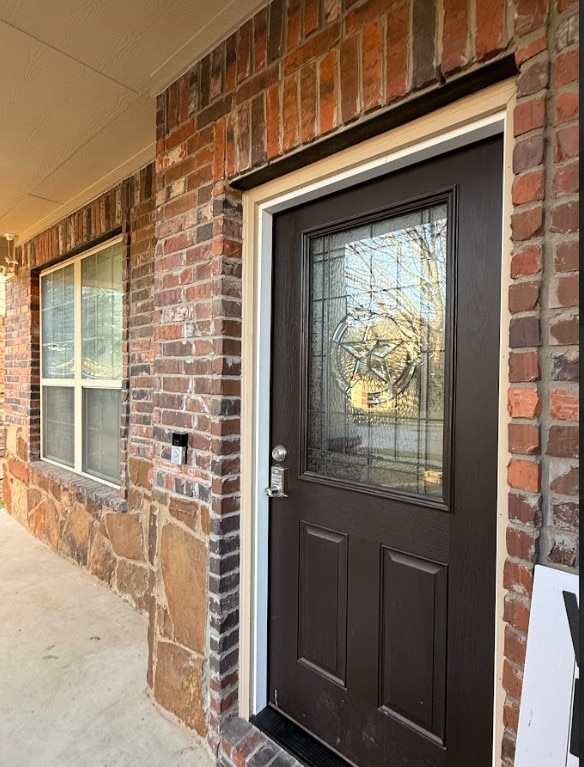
[219,717,302,767]
[29,461,127,513]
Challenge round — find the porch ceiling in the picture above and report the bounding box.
[0,0,263,244]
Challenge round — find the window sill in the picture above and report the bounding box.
[29,461,127,513]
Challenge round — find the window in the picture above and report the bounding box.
[41,238,123,485]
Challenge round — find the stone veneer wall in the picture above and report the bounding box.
[2,1,579,766]
[4,165,157,612]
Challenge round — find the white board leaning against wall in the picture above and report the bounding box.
[515,564,579,766]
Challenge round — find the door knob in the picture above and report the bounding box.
[271,445,287,462]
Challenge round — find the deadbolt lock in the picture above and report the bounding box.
[271,445,287,462]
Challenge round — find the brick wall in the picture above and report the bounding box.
[3,165,157,611]
[150,0,578,764]
[3,0,578,765]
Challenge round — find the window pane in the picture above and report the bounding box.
[42,387,74,466]
[307,203,447,498]
[41,265,74,378]
[81,243,123,379]
[83,388,120,484]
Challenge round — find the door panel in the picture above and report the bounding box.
[266,137,503,767]
[298,523,348,685]
[380,548,447,739]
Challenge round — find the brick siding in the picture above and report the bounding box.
[2,0,578,765]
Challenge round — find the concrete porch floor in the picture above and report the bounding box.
[0,509,213,767]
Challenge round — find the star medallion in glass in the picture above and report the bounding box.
[307,203,448,498]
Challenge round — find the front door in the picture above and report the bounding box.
[264,137,503,767]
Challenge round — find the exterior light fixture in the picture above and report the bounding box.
[1,233,19,277]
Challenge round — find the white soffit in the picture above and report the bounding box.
[0,0,263,243]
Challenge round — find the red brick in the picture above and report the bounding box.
[550,201,579,233]
[512,169,545,204]
[554,240,578,272]
[225,33,237,91]
[547,532,578,568]
[509,316,541,349]
[300,63,317,143]
[555,90,579,125]
[509,281,541,313]
[551,350,579,382]
[361,21,383,111]
[551,274,579,308]
[517,60,549,97]
[346,0,387,32]
[324,0,342,22]
[514,0,548,36]
[286,0,302,50]
[512,135,545,174]
[303,0,320,37]
[555,10,579,50]
[550,389,579,421]
[506,527,539,560]
[386,0,409,102]
[508,492,542,526]
[253,8,267,72]
[505,625,528,666]
[213,118,225,182]
[319,50,338,135]
[476,0,506,60]
[550,315,579,346]
[509,352,540,382]
[555,124,578,160]
[504,696,520,731]
[547,425,579,458]
[508,387,540,418]
[441,0,469,73]
[558,0,578,12]
[511,206,544,241]
[504,592,531,632]
[282,74,299,152]
[554,49,579,87]
[284,23,341,75]
[550,499,579,531]
[508,458,541,492]
[513,97,546,136]
[549,462,579,495]
[511,244,542,277]
[504,558,535,597]
[340,34,360,123]
[237,20,252,84]
[508,424,541,455]
[503,658,523,699]
[515,35,547,66]
[265,84,280,160]
[552,161,579,196]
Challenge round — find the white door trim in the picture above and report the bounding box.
[240,79,515,766]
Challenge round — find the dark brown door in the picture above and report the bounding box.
[266,137,503,767]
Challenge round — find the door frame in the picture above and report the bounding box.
[240,79,516,764]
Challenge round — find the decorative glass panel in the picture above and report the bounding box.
[307,204,447,498]
[82,243,123,379]
[41,265,74,378]
[83,388,121,483]
[42,387,74,466]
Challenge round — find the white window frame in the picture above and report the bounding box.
[40,235,123,488]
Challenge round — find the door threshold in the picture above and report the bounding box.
[251,706,355,767]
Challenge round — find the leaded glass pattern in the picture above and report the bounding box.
[307,203,447,498]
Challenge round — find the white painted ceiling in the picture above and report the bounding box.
[0,0,262,243]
